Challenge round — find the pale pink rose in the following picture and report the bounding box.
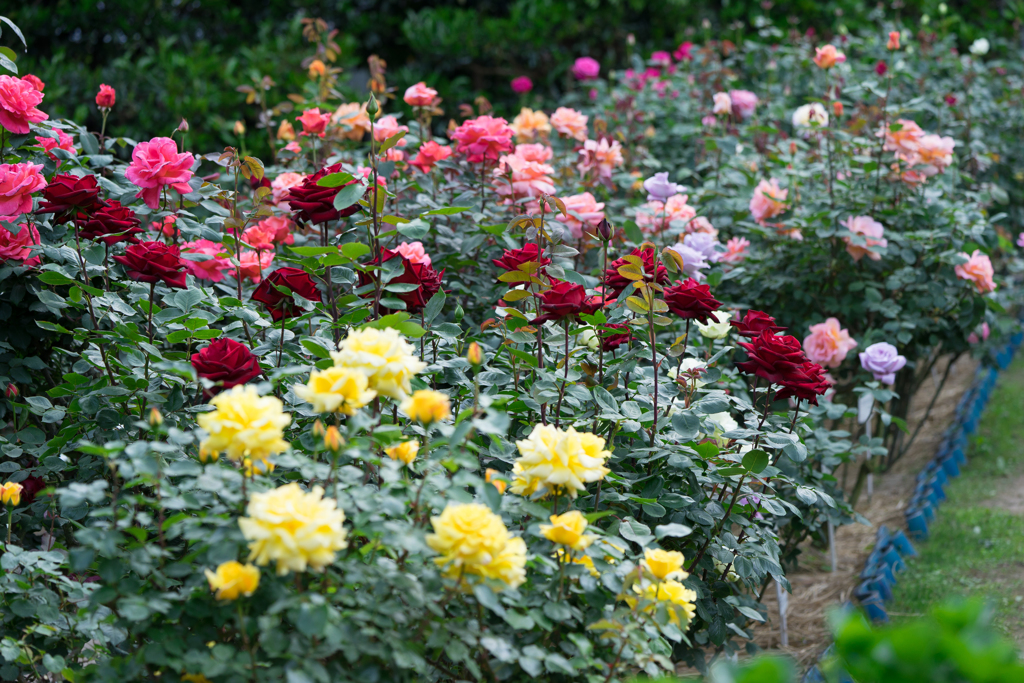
[910,134,955,176]
[182,239,232,282]
[1017,232,1024,248]
[813,45,846,69]
[514,143,553,163]
[235,249,275,283]
[955,250,996,293]
[296,108,331,138]
[556,192,606,238]
[394,241,431,267]
[283,141,302,154]
[509,108,551,143]
[271,172,306,207]
[549,107,588,141]
[720,236,750,264]
[0,75,48,134]
[493,152,556,202]
[842,215,887,262]
[687,216,718,238]
[384,147,405,162]
[749,178,787,224]
[410,140,454,173]
[880,118,924,157]
[636,193,696,234]
[577,138,624,181]
[803,317,858,368]
[0,163,46,215]
[255,216,295,245]
[713,92,732,115]
[702,115,717,127]
[451,115,515,164]
[968,322,990,345]
[729,90,758,119]
[403,82,438,107]
[0,217,41,266]
[373,115,409,146]
[333,102,372,141]
[125,137,195,210]
[35,130,75,162]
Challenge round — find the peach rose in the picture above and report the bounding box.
[577,138,623,181]
[720,236,750,264]
[556,192,606,239]
[333,102,371,141]
[0,75,48,135]
[234,249,276,283]
[403,82,438,107]
[0,217,41,266]
[749,178,787,225]
[0,163,46,215]
[510,107,551,143]
[126,137,195,210]
[296,108,331,138]
[373,115,409,146]
[813,45,846,69]
[182,239,232,282]
[394,241,431,267]
[803,317,857,368]
[712,92,732,115]
[842,215,887,262]
[271,172,306,207]
[636,194,696,234]
[955,250,996,294]
[410,140,453,173]
[910,134,955,176]
[887,31,900,50]
[550,107,588,141]
[880,118,923,157]
[493,152,556,202]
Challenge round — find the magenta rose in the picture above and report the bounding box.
[125,137,195,210]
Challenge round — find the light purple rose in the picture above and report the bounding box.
[667,243,709,281]
[859,342,906,385]
[572,57,601,81]
[683,232,721,263]
[643,172,681,203]
[729,89,758,120]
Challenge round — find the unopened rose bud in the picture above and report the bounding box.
[367,94,379,115]
[466,342,483,366]
[887,31,900,51]
[148,407,163,427]
[5,383,17,399]
[199,446,219,463]
[789,141,798,155]
[832,101,844,117]
[324,426,344,451]
[233,120,246,136]
[312,419,326,437]
[454,304,464,323]
[178,118,189,133]
[597,218,612,241]
[308,59,326,78]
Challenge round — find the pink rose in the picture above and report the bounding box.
[636,194,695,235]
[572,57,600,80]
[880,118,923,157]
[0,75,48,134]
[283,141,302,154]
[729,90,758,119]
[394,241,431,267]
[803,317,857,368]
[513,143,553,163]
[510,76,533,94]
[674,42,694,61]
[721,236,750,264]
[713,92,732,115]
[749,178,787,225]
[451,115,514,164]
[254,216,295,245]
[234,249,275,283]
[955,250,996,293]
[20,74,44,92]
[403,82,438,107]
[968,322,990,345]
[242,223,278,251]
[687,216,718,238]
[1016,232,1024,248]
[557,192,606,238]
[270,172,306,207]
[813,45,846,69]
[296,108,331,138]
[125,137,195,210]
[493,151,555,203]
[95,84,116,109]
[35,129,76,162]
[842,215,887,261]
[577,137,623,181]
[0,163,46,215]
[182,239,232,282]
[549,107,588,141]
[0,217,41,266]
[373,115,409,146]
[410,140,453,173]
[909,134,956,176]
[650,50,673,67]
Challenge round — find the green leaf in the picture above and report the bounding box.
[378,130,408,153]
[655,523,693,539]
[398,218,430,240]
[37,271,76,286]
[341,242,371,260]
[333,181,367,211]
[741,449,769,474]
[422,207,470,216]
[423,289,445,324]
[290,246,338,256]
[301,339,333,358]
[166,330,191,343]
[315,172,355,188]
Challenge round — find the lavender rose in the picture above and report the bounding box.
[643,172,682,203]
[682,232,721,263]
[859,342,907,384]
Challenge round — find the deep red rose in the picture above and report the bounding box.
[358,248,443,315]
[601,323,632,351]
[36,173,104,221]
[533,279,599,323]
[604,246,668,299]
[191,338,262,397]
[251,267,322,320]
[736,331,809,386]
[250,175,272,191]
[77,200,142,245]
[286,163,363,224]
[773,360,830,405]
[491,243,551,273]
[112,241,187,289]
[730,310,785,338]
[875,60,887,76]
[663,278,721,323]
[18,475,47,505]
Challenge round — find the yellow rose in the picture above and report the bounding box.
[641,548,688,581]
[476,536,527,590]
[385,440,419,465]
[540,510,595,551]
[630,579,697,627]
[485,468,507,494]
[330,327,426,399]
[294,365,376,415]
[400,389,451,424]
[0,481,22,506]
[204,560,260,600]
[511,424,611,499]
[323,426,344,451]
[427,503,508,569]
[197,385,291,466]
[554,548,599,577]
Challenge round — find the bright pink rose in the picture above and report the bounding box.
[35,130,76,161]
[125,137,195,210]
[270,172,306,207]
[803,317,857,368]
[749,178,787,225]
[235,249,275,283]
[182,239,232,282]
[493,151,555,202]
[0,163,45,215]
[572,57,600,80]
[0,217,41,266]
[451,115,515,164]
[20,74,44,92]
[95,84,116,109]
[511,76,533,94]
[721,237,750,264]
[296,108,331,138]
[650,50,673,67]
[0,75,48,134]
[577,138,623,181]
[955,250,996,293]
[557,192,606,239]
[403,82,438,107]
[729,90,758,119]
[394,241,431,267]
[409,140,453,173]
[550,107,588,141]
[968,322,991,345]
[673,42,694,61]
[842,216,887,261]
[373,115,409,146]
[813,45,846,69]
[254,216,295,245]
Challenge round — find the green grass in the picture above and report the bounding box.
[887,355,1024,643]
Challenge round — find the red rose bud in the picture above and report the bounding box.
[597,217,612,241]
[491,243,550,273]
[5,383,17,398]
[533,279,600,324]
[663,278,722,323]
[600,323,632,351]
[875,60,888,76]
[191,338,263,398]
[603,246,668,300]
[730,310,785,338]
[251,266,322,320]
[357,248,443,315]
[286,163,363,224]
[36,173,104,221]
[735,331,809,386]
[111,241,188,289]
[96,84,116,109]
[77,200,142,245]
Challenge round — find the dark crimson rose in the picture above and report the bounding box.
[191,338,262,397]
[37,173,104,221]
[251,267,322,320]
[249,175,271,191]
[603,246,668,299]
[77,201,142,245]
[730,310,785,338]
[600,323,632,351]
[18,475,47,505]
[112,241,187,289]
[491,243,551,273]
[773,360,830,405]
[286,163,363,224]
[663,278,721,323]
[533,280,599,323]
[736,331,809,386]
[357,248,443,314]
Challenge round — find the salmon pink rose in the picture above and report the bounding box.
[253,216,295,245]
[181,239,232,282]
[557,192,605,239]
[0,217,41,266]
[0,75,48,134]
[636,194,696,235]
[95,84,116,109]
[235,250,275,283]
[403,82,438,107]
[241,223,279,251]
[372,115,409,146]
[803,318,857,368]
[394,241,431,267]
[20,74,44,92]
[0,163,46,215]
[749,178,787,225]
[954,250,996,293]
[296,108,331,138]
[493,151,555,203]
[813,45,846,69]
[720,237,750,264]
[842,216,887,262]
[549,107,588,141]
[126,137,195,210]
[270,172,306,206]
[452,115,515,164]
[577,137,623,181]
[409,140,453,173]
[880,118,923,157]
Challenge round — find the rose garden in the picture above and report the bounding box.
[0,6,1023,683]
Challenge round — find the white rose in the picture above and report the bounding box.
[667,357,708,388]
[696,310,732,339]
[577,328,599,351]
[791,103,829,129]
[970,38,990,56]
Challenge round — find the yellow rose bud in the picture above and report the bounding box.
[148,407,164,427]
[385,440,419,465]
[324,426,344,452]
[641,548,688,581]
[204,560,260,600]
[466,342,483,366]
[485,468,507,495]
[1,481,23,507]
[312,419,326,437]
[539,510,595,551]
[233,120,246,136]
[308,59,326,78]
[399,389,451,425]
[198,445,218,463]
[277,120,296,142]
